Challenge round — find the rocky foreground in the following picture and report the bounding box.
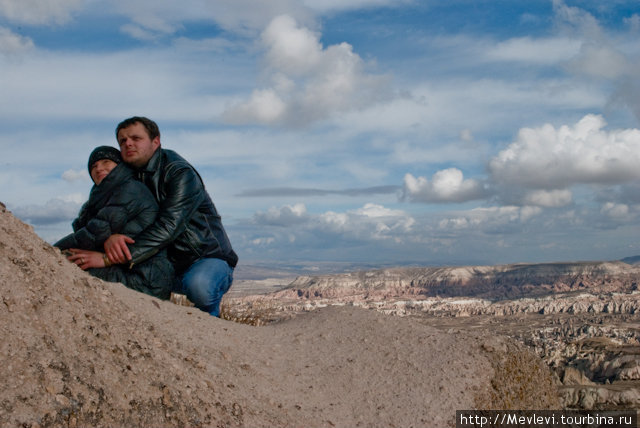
[0,204,559,427]
[226,262,640,411]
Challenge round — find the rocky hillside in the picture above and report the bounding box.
[0,204,560,427]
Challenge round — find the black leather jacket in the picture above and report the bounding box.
[129,148,238,274]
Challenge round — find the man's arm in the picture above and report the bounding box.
[115,162,205,266]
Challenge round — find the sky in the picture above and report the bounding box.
[2,0,640,268]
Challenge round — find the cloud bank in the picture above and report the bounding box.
[489,114,640,190]
[223,14,392,126]
[3,0,640,266]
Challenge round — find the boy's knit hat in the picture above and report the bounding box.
[88,146,122,172]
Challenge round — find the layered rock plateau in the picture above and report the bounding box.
[227,262,640,411]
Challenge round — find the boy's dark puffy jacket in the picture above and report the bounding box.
[55,163,178,299]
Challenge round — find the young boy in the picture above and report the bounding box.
[55,146,178,299]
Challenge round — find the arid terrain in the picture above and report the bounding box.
[226,262,640,412]
[0,204,560,427]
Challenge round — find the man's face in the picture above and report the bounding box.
[117,122,160,168]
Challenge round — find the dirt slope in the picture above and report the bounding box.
[0,205,558,427]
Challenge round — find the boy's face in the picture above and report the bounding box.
[90,159,118,185]
[117,122,160,168]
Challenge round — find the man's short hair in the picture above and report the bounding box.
[116,116,160,140]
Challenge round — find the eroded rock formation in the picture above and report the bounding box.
[228,263,640,411]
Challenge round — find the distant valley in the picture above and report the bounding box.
[226,258,640,410]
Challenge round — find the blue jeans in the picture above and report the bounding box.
[179,258,234,317]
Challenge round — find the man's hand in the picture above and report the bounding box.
[104,234,134,264]
[67,249,106,270]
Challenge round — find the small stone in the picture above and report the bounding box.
[55,394,70,407]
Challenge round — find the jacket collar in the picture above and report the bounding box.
[138,147,163,173]
[88,163,133,207]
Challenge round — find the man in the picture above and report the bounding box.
[105,116,238,317]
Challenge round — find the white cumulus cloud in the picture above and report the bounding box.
[223,14,391,126]
[252,202,308,226]
[320,203,414,239]
[225,88,287,124]
[0,27,33,54]
[489,114,640,190]
[262,14,323,75]
[600,202,630,220]
[523,189,572,207]
[403,168,487,203]
[251,202,414,243]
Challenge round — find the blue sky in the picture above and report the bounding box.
[2,0,640,267]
